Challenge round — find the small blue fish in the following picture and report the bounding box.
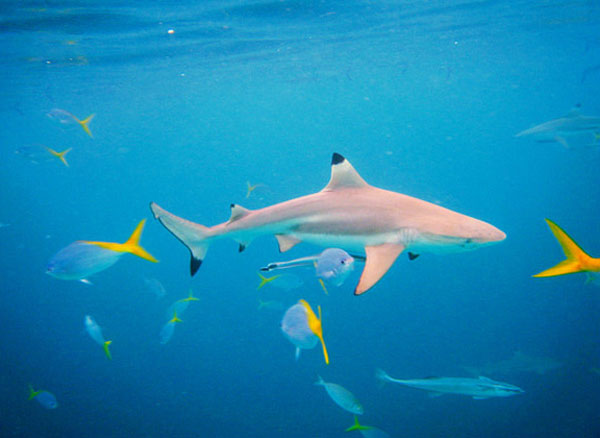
[143,277,167,299]
[160,311,182,345]
[84,315,112,359]
[316,376,363,415]
[47,108,95,137]
[28,385,58,409]
[46,220,157,283]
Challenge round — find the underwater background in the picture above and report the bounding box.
[1,1,599,437]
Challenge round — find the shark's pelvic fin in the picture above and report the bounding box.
[322,152,369,191]
[150,203,208,275]
[275,234,302,252]
[355,243,405,295]
[534,218,600,277]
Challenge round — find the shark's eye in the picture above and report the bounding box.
[340,260,345,264]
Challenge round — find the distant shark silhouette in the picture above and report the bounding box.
[150,153,505,295]
[516,107,600,148]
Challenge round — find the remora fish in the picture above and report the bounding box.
[150,153,505,295]
[376,369,523,399]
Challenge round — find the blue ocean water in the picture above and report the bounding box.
[1,1,600,437]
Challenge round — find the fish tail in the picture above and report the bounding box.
[169,310,182,324]
[317,305,329,365]
[314,375,325,386]
[103,340,112,360]
[27,384,38,400]
[120,219,158,263]
[150,202,210,276]
[257,272,278,290]
[345,416,371,432]
[534,219,597,277]
[78,113,95,138]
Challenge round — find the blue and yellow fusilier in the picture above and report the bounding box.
[345,417,390,438]
[280,299,329,364]
[316,376,363,415]
[84,315,112,359]
[160,311,182,345]
[46,220,157,284]
[28,384,58,409]
[165,289,199,320]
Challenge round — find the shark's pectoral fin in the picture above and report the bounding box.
[275,235,301,252]
[555,136,570,148]
[354,243,405,295]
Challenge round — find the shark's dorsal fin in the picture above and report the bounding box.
[567,104,582,117]
[322,153,369,191]
[275,234,302,252]
[354,243,404,295]
[228,204,251,223]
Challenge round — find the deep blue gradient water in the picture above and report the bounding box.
[1,1,600,437]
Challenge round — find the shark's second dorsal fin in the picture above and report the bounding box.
[228,204,251,223]
[322,153,369,191]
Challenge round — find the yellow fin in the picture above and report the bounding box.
[103,340,112,360]
[28,384,41,400]
[46,147,72,167]
[169,310,182,324]
[182,289,199,302]
[299,300,329,365]
[78,113,95,138]
[345,416,371,432]
[86,219,158,263]
[534,219,599,277]
[257,272,279,290]
[318,278,329,295]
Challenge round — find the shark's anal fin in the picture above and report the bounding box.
[354,243,405,295]
[275,234,301,252]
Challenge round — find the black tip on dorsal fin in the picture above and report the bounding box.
[408,252,420,261]
[190,256,202,276]
[331,153,345,165]
[230,203,236,209]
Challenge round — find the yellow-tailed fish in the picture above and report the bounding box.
[47,108,95,138]
[160,311,182,345]
[257,272,303,291]
[46,219,157,283]
[28,384,58,409]
[281,300,329,364]
[84,315,112,360]
[165,289,198,319]
[534,218,600,283]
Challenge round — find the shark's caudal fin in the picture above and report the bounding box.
[534,218,599,277]
[150,203,209,275]
[78,114,95,138]
[46,147,72,167]
[345,416,371,432]
[84,219,158,263]
[103,340,112,360]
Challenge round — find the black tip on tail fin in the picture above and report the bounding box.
[190,256,202,276]
[238,244,246,253]
[331,153,345,165]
